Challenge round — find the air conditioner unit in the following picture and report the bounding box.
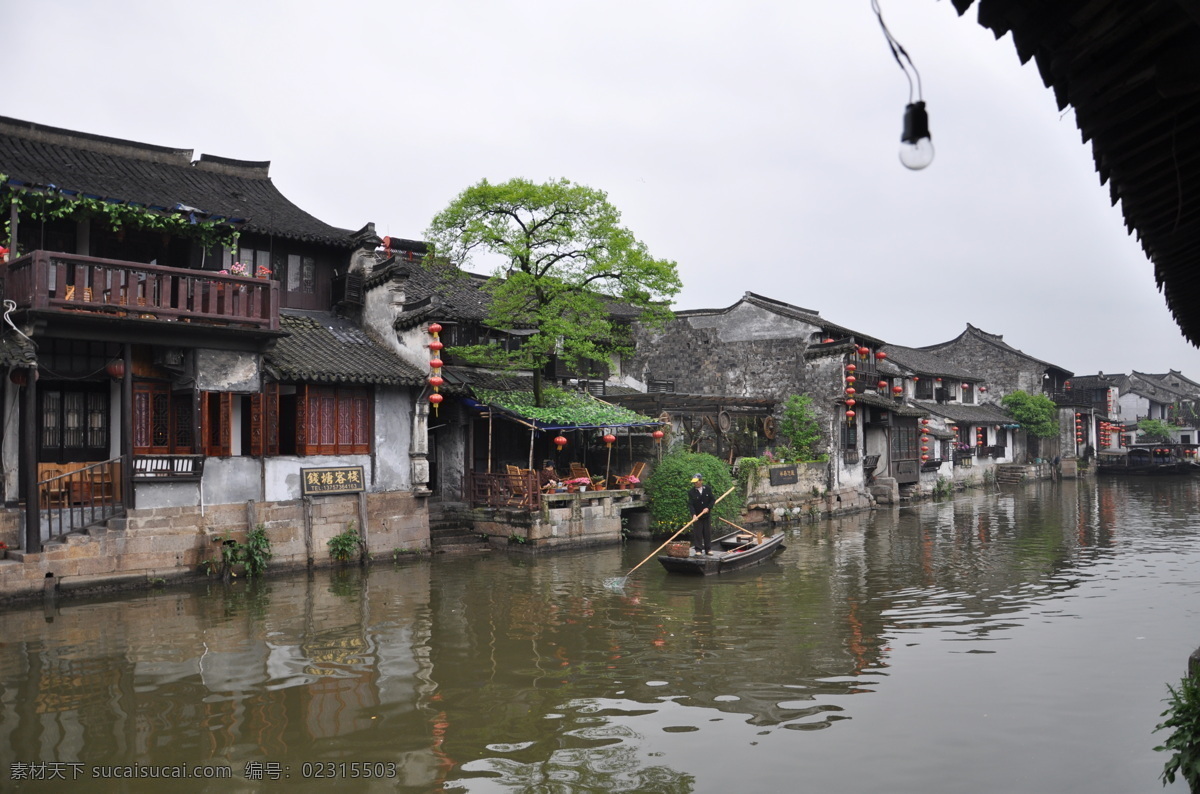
[154,347,186,373]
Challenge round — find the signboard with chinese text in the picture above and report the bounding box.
[768,465,798,486]
[301,466,366,496]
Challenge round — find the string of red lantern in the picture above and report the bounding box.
[428,322,445,416]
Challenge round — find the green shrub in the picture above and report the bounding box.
[645,450,742,534]
[202,526,272,578]
[328,522,363,562]
[243,525,272,577]
[1154,670,1200,790]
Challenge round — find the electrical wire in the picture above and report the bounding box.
[872,0,924,104]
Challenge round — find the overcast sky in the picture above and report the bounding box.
[6,1,1198,381]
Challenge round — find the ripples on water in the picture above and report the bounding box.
[0,478,1198,792]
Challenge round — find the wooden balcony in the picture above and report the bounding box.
[4,250,280,332]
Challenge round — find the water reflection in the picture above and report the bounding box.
[0,477,1197,792]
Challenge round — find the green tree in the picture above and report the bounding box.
[426,178,682,406]
[1137,418,1175,443]
[644,451,742,534]
[1000,390,1059,438]
[779,394,824,460]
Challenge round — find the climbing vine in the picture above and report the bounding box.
[1,182,239,256]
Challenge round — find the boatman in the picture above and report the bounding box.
[688,473,715,556]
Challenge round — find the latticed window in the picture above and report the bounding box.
[133,382,194,455]
[891,419,919,461]
[293,384,371,456]
[39,383,109,463]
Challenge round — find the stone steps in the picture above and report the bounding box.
[429,503,490,554]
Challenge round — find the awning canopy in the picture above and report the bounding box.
[465,386,662,432]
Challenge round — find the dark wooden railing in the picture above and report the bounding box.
[470,471,542,510]
[5,251,280,331]
[38,458,125,542]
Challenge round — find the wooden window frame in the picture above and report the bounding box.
[298,384,371,456]
[133,382,195,456]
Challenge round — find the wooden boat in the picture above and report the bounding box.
[657,532,785,576]
[1097,445,1200,475]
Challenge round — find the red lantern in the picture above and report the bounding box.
[428,322,443,335]
[429,340,444,352]
[980,386,987,393]
[892,386,903,395]
[105,360,125,379]
[603,433,616,447]
[858,346,870,357]
[845,363,857,372]
[921,418,929,425]
[429,375,444,389]
[651,430,664,444]
[921,445,929,452]
[845,375,856,384]
[921,454,929,461]
[554,435,569,451]
[845,410,856,420]
[875,351,887,361]
[845,387,856,396]
[8,369,27,386]
[845,398,856,407]
[823,338,835,343]
[877,380,888,390]
[428,392,444,416]
[429,358,444,370]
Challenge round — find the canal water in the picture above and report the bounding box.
[1,477,1197,793]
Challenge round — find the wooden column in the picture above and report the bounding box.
[21,372,39,553]
[121,344,133,509]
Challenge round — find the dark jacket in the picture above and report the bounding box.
[688,484,715,515]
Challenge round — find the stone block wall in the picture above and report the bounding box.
[742,461,874,523]
[0,490,430,601]
[473,492,639,551]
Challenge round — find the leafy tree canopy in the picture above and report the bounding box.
[779,394,824,461]
[426,178,682,405]
[1137,418,1174,443]
[1000,390,1059,438]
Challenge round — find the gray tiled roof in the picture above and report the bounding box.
[0,331,37,368]
[265,311,425,386]
[913,401,1013,425]
[880,344,977,381]
[0,116,356,246]
[921,324,1072,376]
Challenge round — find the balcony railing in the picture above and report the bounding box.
[5,251,279,331]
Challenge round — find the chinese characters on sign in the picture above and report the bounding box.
[301,466,365,496]
[767,465,798,486]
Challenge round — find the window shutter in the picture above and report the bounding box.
[350,389,370,454]
[134,382,171,455]
[295,385,309,453]
[250,381,280,457]
[201,392,232,457]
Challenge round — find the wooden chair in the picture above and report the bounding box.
[614,461,646,489]
[40,469,68,509]
[506,467,535,507]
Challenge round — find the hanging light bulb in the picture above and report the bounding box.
[874,0,933,172]
[899,101,934,170]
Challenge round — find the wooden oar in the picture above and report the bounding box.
[604,486,735,590]
[718,516,763,544]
